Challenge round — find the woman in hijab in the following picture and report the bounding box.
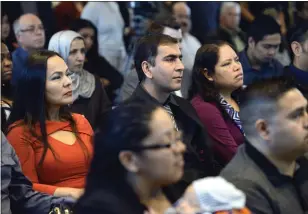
[48,30,111,131]
[70,19,124,102]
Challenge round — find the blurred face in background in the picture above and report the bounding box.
[173,2,192,34]
[67,38,86,73]
[2,15,10,41]
[249,33,281,63]
[78,27,95,52]
[1,43,13,82]
[16,14,45,50]
[220,5,241,30]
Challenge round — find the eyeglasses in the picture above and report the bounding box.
[19,25,45,34]
[127,130,183,151]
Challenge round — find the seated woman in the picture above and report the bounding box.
[74,102,186,214]
[188,41,245,168]
[48,30,111,130]
[1,42,13,132]
[70,19,124,102]
[6,50,93,200]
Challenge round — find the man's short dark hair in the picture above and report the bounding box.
[147,16,181,35]
[247,15,281,43]
[134,34,178,82]
[239,77,297,137]
[289,23,308,44]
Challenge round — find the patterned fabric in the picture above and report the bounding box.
[218,95,244,134]
[163,104,179,131]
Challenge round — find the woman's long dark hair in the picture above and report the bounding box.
[7,50,90,167]
[69,18,99,60]
[188,40,241,120]
[76,102,160,214]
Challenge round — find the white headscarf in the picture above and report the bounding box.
[48,30,95,101]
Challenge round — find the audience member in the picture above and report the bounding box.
[54,2,87,31]
[238,15,284,86]
[1,132,75,214]
[220,77,308,214]
[74,102,186,214]
[6,50,93,199]
[1,1,56,45]
[172,2,202,98]
[262,7,291,66]
[119,18,183,102]
[189,41,245,168]
[284,23,308,97]
[207,2,246,53]
[11,14,45,86]
[81,2,127,73]
[70,19,124,102]
[1,12,17,52]
[166,177,251,214]
[126,34,218,201]
[1,43,13,133]
[48,30,111,130]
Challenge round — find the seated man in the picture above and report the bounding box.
[238,15,284,86]
[206,2,246,53]
[1,132,74,214]
[12,13,45,86]
[220,77,308,214]
[125,34,218,202]
[172,2,201,98]
[118,17,183,102]
[284,23,308,97]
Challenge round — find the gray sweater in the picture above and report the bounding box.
[220,143,308,214]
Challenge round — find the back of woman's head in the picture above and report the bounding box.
[9,50,61,126]
[188,40,229,101]
[87,101,160,186]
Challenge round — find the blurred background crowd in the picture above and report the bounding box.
[1,1,308,214]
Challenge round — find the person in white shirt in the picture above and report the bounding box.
[81,2,127,73]
[172,2,201,98]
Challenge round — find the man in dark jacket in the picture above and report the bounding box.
[125,34,217,202]
[220,77,308,214]
[283,23,308,97]
[238,15,284,86]
[1,132,74,214]
[207,2,246,52]
[11,14,46,86]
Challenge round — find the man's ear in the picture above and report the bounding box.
[118,151,140,173]
[141,61,153,79]
[201,68,214,81]
[291,41,302,57]
[248,37,255,49]
[255,119,271,141]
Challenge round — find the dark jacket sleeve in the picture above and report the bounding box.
[1,132,74,214]
[96,78,112,131]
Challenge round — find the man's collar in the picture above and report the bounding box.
[136,84,179,106]
[245,140,297,186]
